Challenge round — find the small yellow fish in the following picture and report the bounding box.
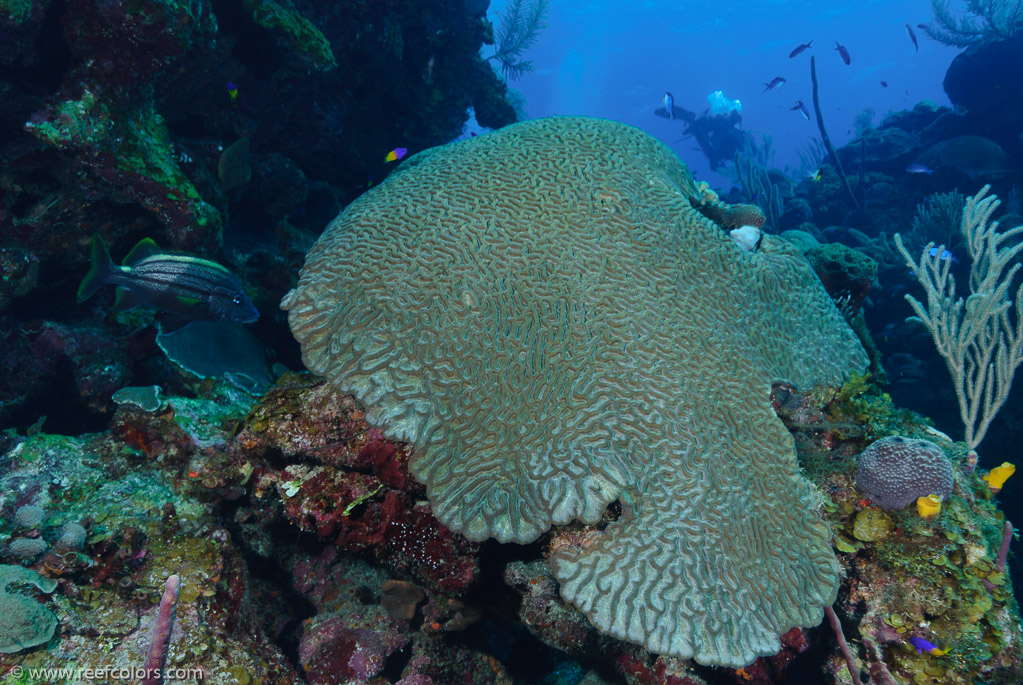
[226,82,238,101]
[983,462,1015,492]
[916,494,941,519]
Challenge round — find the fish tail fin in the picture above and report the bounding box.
[77,234,115,303]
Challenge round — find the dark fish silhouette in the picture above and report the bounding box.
[788,41,813,58]
[77,235,259,323]
[905,24,919,52]
[834,41,851,65]
[881,80,888,88]
[790,100,811,121]
[763,77,786,92]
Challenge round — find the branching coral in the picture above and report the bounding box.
[487,0,550,79]
[927,0,1023,46]
[895,185,1023,449]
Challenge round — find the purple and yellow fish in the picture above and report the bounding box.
[385,147,408,163]
[909,637,947,656]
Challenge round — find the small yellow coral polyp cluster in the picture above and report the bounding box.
[283,116,868,667]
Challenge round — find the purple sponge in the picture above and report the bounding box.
[855,436,953,510]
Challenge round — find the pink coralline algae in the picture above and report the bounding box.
[855,435,953,510]
[242,376,480,594]
[299,617,406,684]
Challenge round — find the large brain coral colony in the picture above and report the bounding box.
[283,116,869,667]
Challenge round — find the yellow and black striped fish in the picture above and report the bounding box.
[77,235,259,323]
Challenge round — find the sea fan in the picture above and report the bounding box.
[488,0,550,80]
[927,0,1023,46]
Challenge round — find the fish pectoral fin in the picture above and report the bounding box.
[122,237,163,266]
[112,287,140,312]
[77,234,115,303]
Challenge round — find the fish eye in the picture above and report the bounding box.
[232,295,243,305]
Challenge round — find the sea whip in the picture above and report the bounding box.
[810,56,860,209]
[824,605,864,684]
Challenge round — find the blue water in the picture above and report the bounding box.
[491,0,960,186]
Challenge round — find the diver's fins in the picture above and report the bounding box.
[77,234,116,303]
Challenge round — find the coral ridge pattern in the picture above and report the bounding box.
[283,116,869,667]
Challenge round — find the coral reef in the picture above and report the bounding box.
[775,381,1023,685]
[1,1,1022,680]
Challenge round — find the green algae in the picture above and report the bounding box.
[25,92,221,244]
[24,87,113,150]
[1,0,33,25]
[813,371,922,441]
[114,101,220,235]
[853,508,895,541]
[242,0,337,71]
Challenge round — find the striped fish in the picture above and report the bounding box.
[77,235,259,323]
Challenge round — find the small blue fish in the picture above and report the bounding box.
[834,41,851,65]
[655,92,690,121]
[808,168,823,182]
[926,246,958,262]
[909,637,947,656]
[790,100,811,121]
[788,41,813,58]
[905,24,919,52]
[906,163,933,175]
[763,77,786,93]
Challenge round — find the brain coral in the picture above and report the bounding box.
[855,436,953,510]
[282,116,868,667]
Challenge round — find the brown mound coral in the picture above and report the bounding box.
[282,116,868,667]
